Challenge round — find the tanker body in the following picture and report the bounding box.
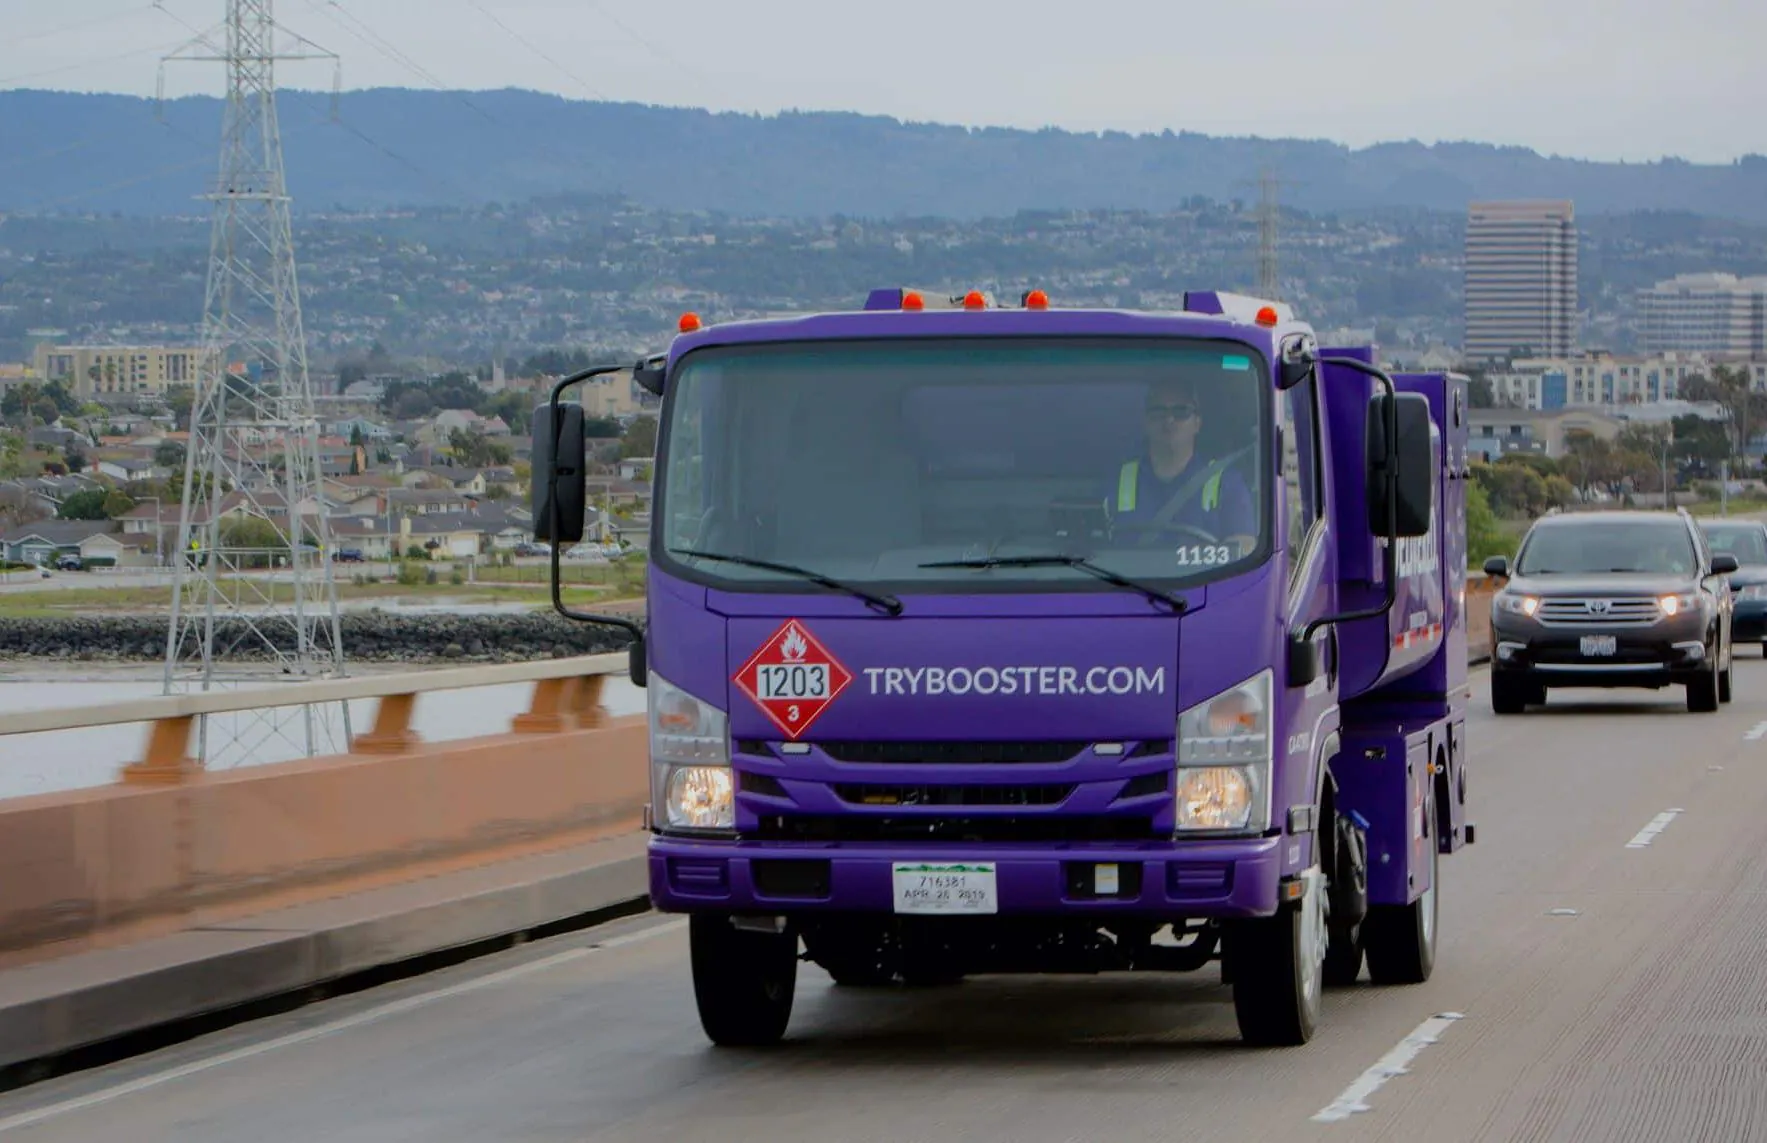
[530,287,1473,1047]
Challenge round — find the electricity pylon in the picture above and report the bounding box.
[159,0,351,768]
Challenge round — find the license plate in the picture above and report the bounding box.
[1580,635,1617,657]
[892,862,998,915]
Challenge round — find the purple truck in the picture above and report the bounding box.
[531,286,1473,1048]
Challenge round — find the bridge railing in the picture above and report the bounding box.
[0,653,627,787]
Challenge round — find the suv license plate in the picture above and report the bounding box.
[1580,635,1618,657]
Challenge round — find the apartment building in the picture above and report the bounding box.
[31,344,214,398]
[1464,200,1579,362]
[1637,273,1767,357]
[1485,352,1767,411]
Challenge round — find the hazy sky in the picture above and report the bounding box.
[4,0,1763,164]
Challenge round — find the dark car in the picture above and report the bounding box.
[1483,509,1737,714]
[1698,517,1767,650]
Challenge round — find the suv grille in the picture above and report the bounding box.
[1536,597,1661,627]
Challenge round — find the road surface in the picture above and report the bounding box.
[4,661,1767,1141]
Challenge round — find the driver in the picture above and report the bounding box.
[1107,375,1256,554]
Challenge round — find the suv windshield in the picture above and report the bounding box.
[1701,523,1767,566]
[654,337,1271,594]
[1516,518,1698,575]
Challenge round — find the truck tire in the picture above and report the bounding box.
[689,916,798,1046]
[1363,836,1438,986]
[1228,867,1325,1046]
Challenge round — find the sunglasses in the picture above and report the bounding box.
[1145,402,1198,422]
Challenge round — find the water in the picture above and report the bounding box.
[0,664,647,800]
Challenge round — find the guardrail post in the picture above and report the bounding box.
[122,714,199,785]
[568,673,607,729]
[513,677,575,733]
[353,692,422,754]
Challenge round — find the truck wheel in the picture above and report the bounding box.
[1363,836,1438,986]
[1229,867,1325,1046]
[689,916,798,1046]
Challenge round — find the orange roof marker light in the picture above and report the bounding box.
[678,312,702,333]
[1254,306,1280,327]
[963,290,988,310]
[902,290,925,311]
[1023,289,1050,310]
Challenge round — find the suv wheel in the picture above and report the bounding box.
[1688,655,1720,713]
[1491,672,1530,715]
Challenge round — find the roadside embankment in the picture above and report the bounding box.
[0,612,642,664]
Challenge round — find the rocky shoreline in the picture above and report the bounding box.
[0,612,643,664]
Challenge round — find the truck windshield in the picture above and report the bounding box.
[654,336,1271,596]
[1516,519,1698,575]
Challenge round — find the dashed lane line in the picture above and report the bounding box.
[1745,721,1767,742]
[1626,808,1684,849]
[1311,1012,1465,1123]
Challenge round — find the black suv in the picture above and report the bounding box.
[1484,509,1737,714]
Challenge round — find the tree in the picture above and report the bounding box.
[620,416,657,459]
[57,489,110,520]
[32,398,58,426]
[1681,365,1764,459]
[1466,477,1507,568]
[448,427,512,468]
[154,441,187,470]
[102,489,136,518]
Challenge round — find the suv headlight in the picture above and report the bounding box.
[1657,592,1700,618]
[1175,669,1272,834]
[1494,592,1539,617]
[648,671,733,832]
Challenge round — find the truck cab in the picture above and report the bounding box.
[531,287,1472,1048]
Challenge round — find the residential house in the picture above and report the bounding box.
[0,520,151,567]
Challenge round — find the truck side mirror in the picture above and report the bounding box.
[1287,627,1330,688]
[1366,392,1433,539]
[1277,332,1317,391]
[531,401,587,544]
[1712,553,1740,576]
[1483,555,1509,578]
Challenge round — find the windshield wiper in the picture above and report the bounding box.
[918,554,1187,613]
[671,548,903,615]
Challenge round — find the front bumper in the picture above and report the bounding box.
[648,834,1284,919]
[1491,628,1710,687]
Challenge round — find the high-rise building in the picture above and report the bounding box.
[1637,273,1767,357]
[1464,200,1578,362]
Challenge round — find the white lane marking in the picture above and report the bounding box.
[1311,1012,1463,1123]
[0,918,687,1134]
[1626,808,1684,849]
[1746,721,1767,741]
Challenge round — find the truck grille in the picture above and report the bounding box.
[749,814,1160,844]
[812,741,1091,765]
[1535,597,1661,628]
[831,783,1074,807]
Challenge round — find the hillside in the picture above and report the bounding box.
[3,88,1766,222]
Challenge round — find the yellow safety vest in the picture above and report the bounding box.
[1116,460,1224,514]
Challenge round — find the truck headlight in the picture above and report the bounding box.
[648,671,733,831]
[1174,669,1272,834]
[1494,593,1539,617]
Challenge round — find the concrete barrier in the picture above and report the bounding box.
[0,717,646,956]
